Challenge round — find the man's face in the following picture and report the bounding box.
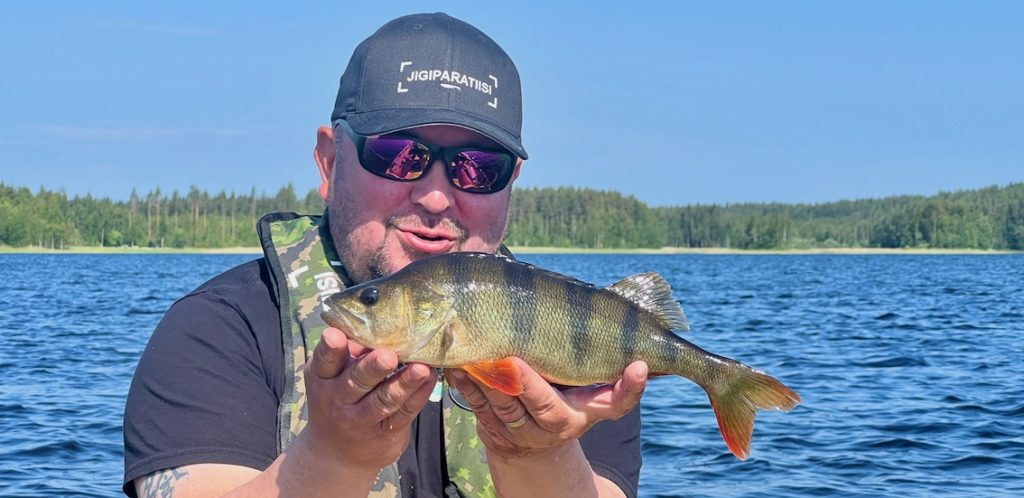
[318,124,519,283]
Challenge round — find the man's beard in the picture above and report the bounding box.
[340,214,465,283]
[328,187,512,284]
[330,204,507,284]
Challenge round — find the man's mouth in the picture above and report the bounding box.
[416,233,447,242]
[398,228,457,254]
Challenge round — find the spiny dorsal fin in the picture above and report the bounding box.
[606,272,689,332]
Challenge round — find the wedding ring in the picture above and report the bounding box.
[504,414,530,429]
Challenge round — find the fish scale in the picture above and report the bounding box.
[322,251,801,460]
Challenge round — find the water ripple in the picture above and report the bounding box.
[3,253,1024,497]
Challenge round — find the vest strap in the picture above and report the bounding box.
[259,210,498,497]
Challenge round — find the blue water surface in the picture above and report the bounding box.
[0,253,1022,497]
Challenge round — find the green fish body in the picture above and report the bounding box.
[322,252,800,459]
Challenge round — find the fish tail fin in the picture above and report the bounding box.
[706,365,801,460]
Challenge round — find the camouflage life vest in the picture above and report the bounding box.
[258,211,496,497]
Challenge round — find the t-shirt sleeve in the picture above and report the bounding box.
[122,290,279,496]
[579,405,643,498]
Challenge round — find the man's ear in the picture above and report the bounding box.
[314,126,336,201]
[510,158,524,182]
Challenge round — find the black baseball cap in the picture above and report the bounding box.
[332,13,528,159]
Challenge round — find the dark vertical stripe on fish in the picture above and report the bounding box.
[664,326,682,366]
[621,304,641,363]
[451,255,478,321]
[564,281,593,367]
[504,259,535,348]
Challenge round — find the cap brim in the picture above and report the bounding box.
[346,108,528,159]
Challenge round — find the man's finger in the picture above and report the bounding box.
[445,368,490,412]
[445,369,510,430]
[380,364,436,428]
[465,358,554,429]
[337,349,399,404]
[502,358,565,429]
[609,361,648,416]
[564,361,648,420]
[311,327,351,379]
[364,363,432,419]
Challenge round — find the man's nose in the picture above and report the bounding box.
[409,159,454,214]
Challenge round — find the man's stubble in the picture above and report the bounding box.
[327,188,513,284]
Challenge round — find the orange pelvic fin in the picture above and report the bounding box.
[707,365,801,460]
[462,358,523,396]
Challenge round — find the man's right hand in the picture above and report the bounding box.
[134,327,435,498]
[302,326,436,473]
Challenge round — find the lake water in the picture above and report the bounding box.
[1,253,1022,497]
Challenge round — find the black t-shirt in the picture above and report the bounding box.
[123,258,642,497]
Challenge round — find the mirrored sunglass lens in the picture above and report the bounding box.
[363,138,430,180]
[449,151,512,192]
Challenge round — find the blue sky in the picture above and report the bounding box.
[1,1,1021,206]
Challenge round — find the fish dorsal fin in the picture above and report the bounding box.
[606,272,689,332]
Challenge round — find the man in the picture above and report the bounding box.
[124,13,648,498]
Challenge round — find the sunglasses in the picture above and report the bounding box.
[335,120,519,194]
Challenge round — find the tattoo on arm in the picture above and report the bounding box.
[140,467,190,498]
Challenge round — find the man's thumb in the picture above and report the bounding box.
[311,327,349,379]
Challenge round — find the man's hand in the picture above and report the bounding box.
[444,358,648,461]
[302,326,435,472]
[131,327,438,498]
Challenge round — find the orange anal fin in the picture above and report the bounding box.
[462,358,523,396]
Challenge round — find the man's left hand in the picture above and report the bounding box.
[444,358,648,461]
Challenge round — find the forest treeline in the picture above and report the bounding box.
[2,181,1023,250]
[510,183,1024,250]
[0,183,321,249]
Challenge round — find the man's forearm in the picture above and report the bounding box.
[222,432,382,498]
[486,441,627,498]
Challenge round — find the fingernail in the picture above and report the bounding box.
[634,378,648,393]
[409,365,429,381]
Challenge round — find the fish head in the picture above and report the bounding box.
[321,277,454,358]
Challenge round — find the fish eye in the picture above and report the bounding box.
[359,287,380,306]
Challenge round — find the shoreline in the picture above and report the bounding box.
[0,245,263,255]
[509,246,1021,255]
[1,245,1019,255]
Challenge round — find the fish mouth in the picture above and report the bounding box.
[321,305,372,348]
